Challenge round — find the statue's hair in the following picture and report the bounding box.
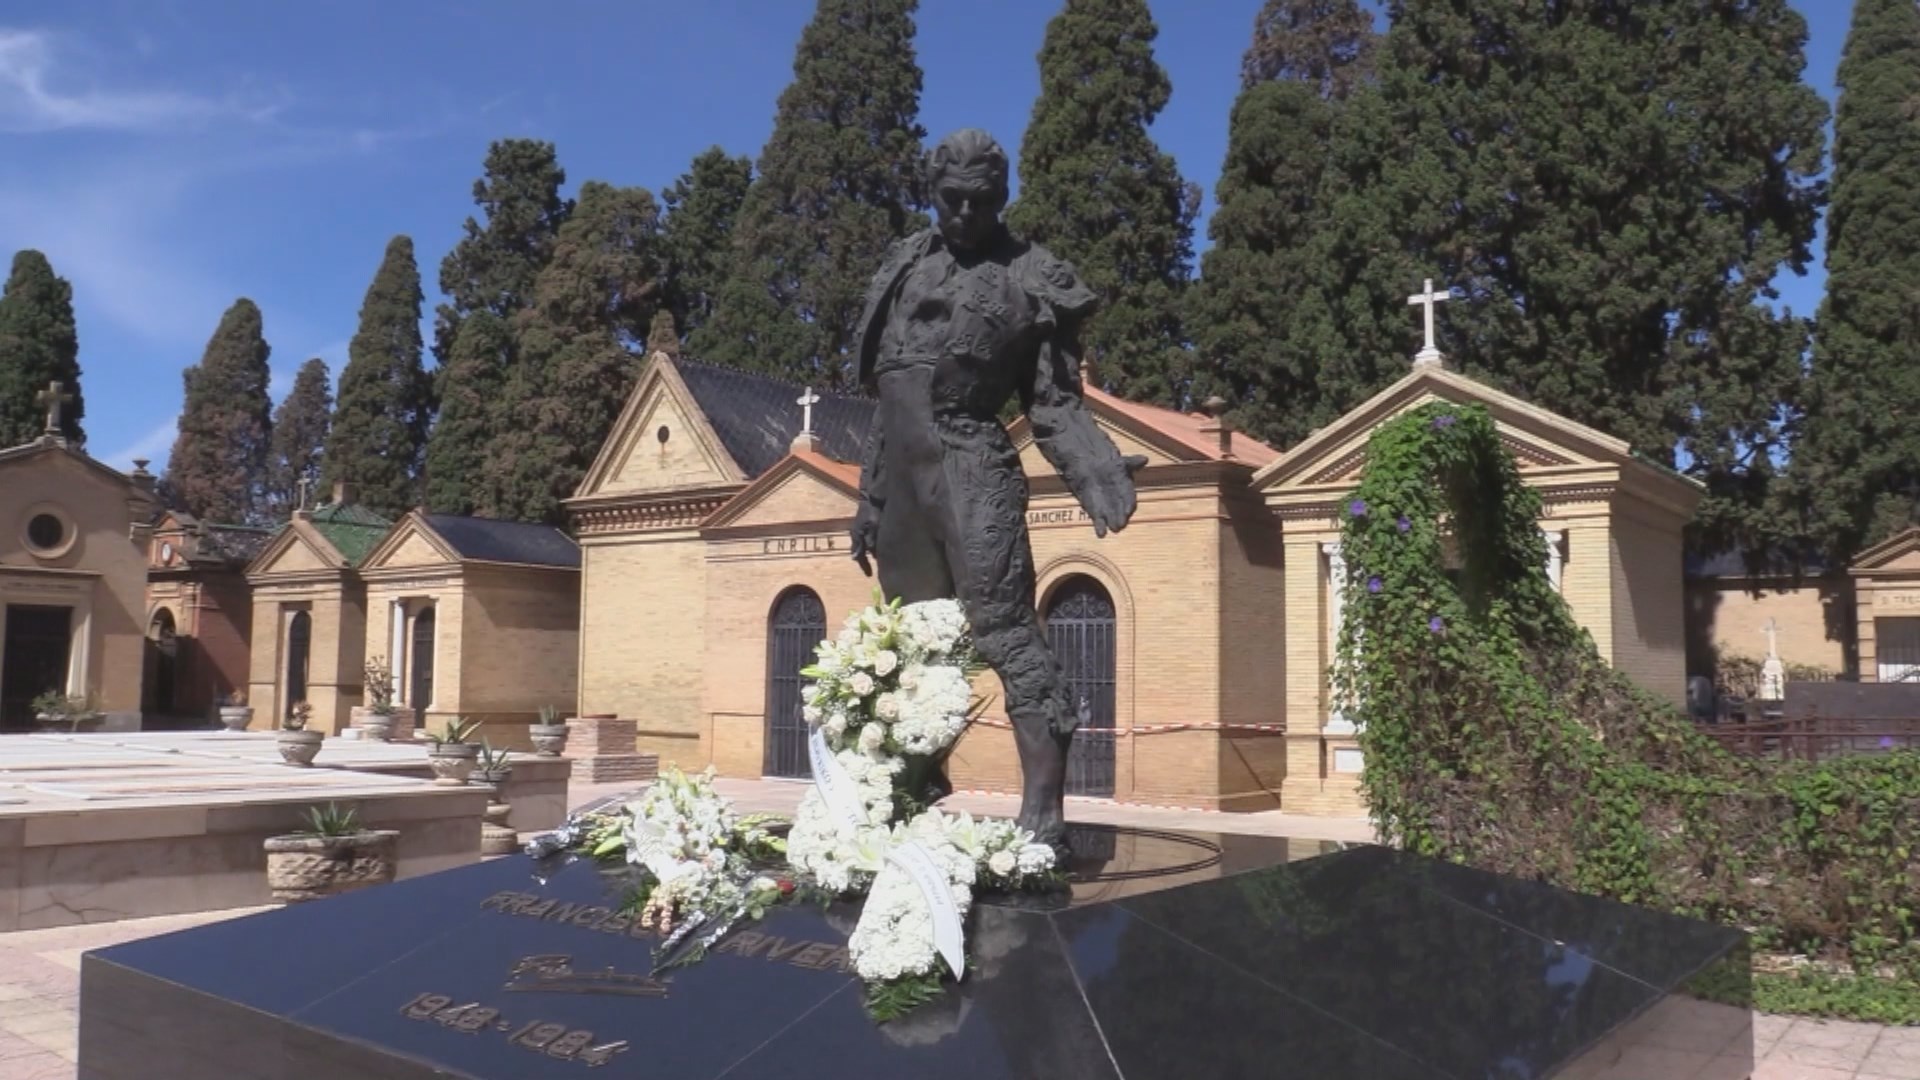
[926,129,1009,201]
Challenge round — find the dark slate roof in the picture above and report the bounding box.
[422,514,580,569]
[674,359,873,479]
[200,524,274,565]
[1686,549,1829,580]
[307,502,393,568]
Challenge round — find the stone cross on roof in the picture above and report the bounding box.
[1763,617,1781,661]
[796,387,820,437]
[296,477,315,512]
[36,380,72,437]
[1407,279,1451,368]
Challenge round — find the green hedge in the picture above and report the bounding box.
[1334,403,1920,985]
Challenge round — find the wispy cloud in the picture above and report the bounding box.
[0,28,279,134]
[100,416,176,471]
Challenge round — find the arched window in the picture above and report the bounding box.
[146,609,178,715]
[764,587,826,779]
[409,606,437,710]
[285,611,312,720]
[1044,576,1117,797]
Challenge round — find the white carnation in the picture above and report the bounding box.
[988,849,1017,876]
[1016,843,1055,875]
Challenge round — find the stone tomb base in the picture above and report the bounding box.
[79,825,1753,1078]
[0,733,488,931]
[562,715,659,784]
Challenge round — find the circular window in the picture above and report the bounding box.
[657,425,671,445]
[21,504,77,558]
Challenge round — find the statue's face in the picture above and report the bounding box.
[931,168,1005,252]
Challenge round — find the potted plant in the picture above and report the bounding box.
[529,704,569,757]
[474,741,518,855]
[32,690,104,733]
[216,689,254,731]
[263,803,399,903]
[425,716,484,785]
[475,740,513,785]
[351,655,399,741]
[278,701,324,767]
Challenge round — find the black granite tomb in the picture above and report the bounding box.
[78,826,1753,1079]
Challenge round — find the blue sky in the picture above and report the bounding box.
[0,1,1852,470]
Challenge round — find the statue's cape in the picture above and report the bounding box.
[855,228,1099,390]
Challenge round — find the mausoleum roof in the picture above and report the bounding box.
[420,514,581,569]
[674,359,872,478]
[305,502,392,568]
[1083,384,1281,466]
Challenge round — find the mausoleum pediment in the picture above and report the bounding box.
[360,517,458,572]
[1008,383,1278,482]
[703,451,862,532]
[1852,528,1920,575]
[575,354,745,500]
[247,522,346,578]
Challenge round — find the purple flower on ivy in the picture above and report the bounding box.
[1349,498,1368,517]
[1429,616,1445,633]
[1880,736,1897,750]
[1433,414,1457,430]
[1367,576,1382,594]
[1397,516,1411,534]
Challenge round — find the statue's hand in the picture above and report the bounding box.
[1084,455,1148,538]
[850,499,881,577]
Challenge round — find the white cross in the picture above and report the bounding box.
[36,380,72,435]
[1406,278,1451,367]
[296,478,314,511]
[796,387,820,436]
[1763,618,1780,661]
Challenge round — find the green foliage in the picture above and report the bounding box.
[0,249,82,447]
[489,181,664,523]
[1241,0,1376,95]
[362,655,395,716]
[1748,970,1920,1026]
[164,299,274,524]
[1007,0,1198,407]
[30,690,98,730]
[265,358,332,519]
[299,803,362,838]
[427,716,484,746]
[1302,0,1828,562]
[476,740,511,773]
[1339,403,1920,985]
[537,704,560,726]
[1790,0,1920,564]
[325,235,431,518]
[660,147,752,341]
[693,0,928,388]
[422,311,508,515]
[282,701,314,732]
[864,970,944,1022]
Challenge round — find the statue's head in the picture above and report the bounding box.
[926,129,1009,252]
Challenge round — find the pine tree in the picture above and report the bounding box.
[423,312,509,516]
[164,299,273,524]
[661,147,752,340]
[0,250,83,447]
[1189,0,1377,447]
[646,309,680,358]
[266,358,332,519]
[324,235,431,518]
[1333,0,1826,558]
[692,0,928,387]
[489,182,665,522]
[1791,0,1920,563]
[1008,0,1201,407]
[427,141,572,507]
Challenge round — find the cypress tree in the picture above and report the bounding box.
[490,182,665,523]
[266,358,332,519]
[324,236,431,518]
[661,147,752,340]
[0,250,83,447]
[1008,0,1201,407]
[693,0,928,387]
[164,299,273,524]
[1189,0,1378,447]
[427,140,572,506]
[1336,0,1826,558]
[423,312,509,516]
[1791,0,1920,563]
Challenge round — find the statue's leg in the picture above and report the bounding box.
[941,426,1075,848]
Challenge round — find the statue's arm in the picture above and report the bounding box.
[851,409,884,576]
[1028,322,1144,538]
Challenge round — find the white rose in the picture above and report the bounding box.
[826,712,849,736]
[858,723,885,753]
[987,849,1017,876]
[875,693,901,721]
[801,703,822,725]
[873,650,899,677]
[837,628,859,648]
[850,672,875,697]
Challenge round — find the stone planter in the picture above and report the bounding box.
[350,707,398,742]
[480,799,517,856]
[35,712,105,734]
[263,830,399,903]
[427,743,480,785]
[476,766,512,786]
[217,705,255,732]
[278,730,324,767]
[529,724,570,757]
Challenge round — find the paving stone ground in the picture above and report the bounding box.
[1,778,1910,1079]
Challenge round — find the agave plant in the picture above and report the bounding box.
[426,716,483,746]
[299,803,362,838]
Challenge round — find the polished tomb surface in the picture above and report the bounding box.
[77,825,1753,1079]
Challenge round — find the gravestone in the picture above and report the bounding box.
[78,825,1753,1078]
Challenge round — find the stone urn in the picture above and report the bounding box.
[427,742,480,785]
[278,729,324,767]
[263,830,399,903]
[529,723,570,757]
[350,707,397,742]
[480,795,517,856]
[218,705,255,731]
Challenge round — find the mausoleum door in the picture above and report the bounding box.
[1878,618,1920,684]
[765,588,825,779]
[146,609,178,715]
[410,607,436,710]
[1046,577,1117,797]
[285,611,311,718]
[1,605,72,730]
